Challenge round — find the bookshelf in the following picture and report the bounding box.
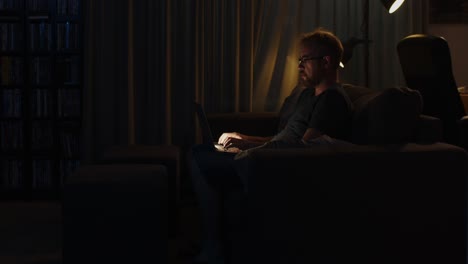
[0,0,82,199]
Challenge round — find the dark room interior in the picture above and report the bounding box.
[1,0,468,263]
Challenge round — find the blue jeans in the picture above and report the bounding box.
[190,144,246,264]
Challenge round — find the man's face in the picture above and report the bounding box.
[298,44,325,88]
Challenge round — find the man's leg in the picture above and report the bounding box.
[190,145,239,264]
[190,158,224,264]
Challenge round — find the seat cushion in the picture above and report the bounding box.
[351,87,423,144]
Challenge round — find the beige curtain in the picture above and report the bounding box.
[195,0,411,112]
[83,0,429,160]
[83,0,130,163]
[195,0,303,113]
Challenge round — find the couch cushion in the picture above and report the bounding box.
[342,83,375,104]
[350,86,423,144]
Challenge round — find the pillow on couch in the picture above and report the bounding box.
[350,86,423,145]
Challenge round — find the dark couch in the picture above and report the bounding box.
[240,143,467,264]
[206,84,468,264]
[208,84,443,145]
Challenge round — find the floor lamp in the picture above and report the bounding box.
[342,0,406,86]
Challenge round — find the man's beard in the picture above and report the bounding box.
[304,76,321,88]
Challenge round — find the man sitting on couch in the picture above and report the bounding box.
[191,27,353,264]
[219,30,353,151]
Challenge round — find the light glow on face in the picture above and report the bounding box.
[389,0,405,13]
[339,62,344,68]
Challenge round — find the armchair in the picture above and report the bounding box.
[397,34,467,146]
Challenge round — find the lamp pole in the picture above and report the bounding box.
[362,0,370,88]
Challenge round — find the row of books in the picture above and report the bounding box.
[57,22,79,50]
[0,88,80,117]
[0,120,22,150]
[58,88,80,117]
[31,121,81,156]
[0,23,23,51]
[32,158,52,189]
[28,0,49,13]
[0,0,22,11]
[59,159,79,184]
[40,88,81,117]
[1,120,80,148]
[32,159,81,189]
[3,120,79,154]
[0,159,23,189]
[1,88,21,117]
[30,22,79,51]
[1,22,80,52]
[0,56,23,85]
[57,0,79,16]
[29,0,81,15]
[60,131,79,157]
[29,22,51,50]
[0,158,80,190]
[57,55,80,84]
[1,56,79,86]
[31,56,50,84]
[32,120,53,150]
[31,88,51,117]
[1,0,79,15]
[29,56,80,85]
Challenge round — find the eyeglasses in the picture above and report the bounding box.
[298,55,324,65]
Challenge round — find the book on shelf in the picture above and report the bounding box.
[27,0,49,13]
[57,22,79,50]
[32,89,51,117]
[0,23,23,51]
[59,159,79,185]
[0,0,23,11]
[0,120,23,151]
[57,55,79,84]
[29,22,51,51]
[31,56,50,85]
[59,129,79,157]
[57,0,79,16]
[0,159,23,189]
[58,88,80,117]
[32,120,53,150]
[32,159,52,189]
[0,56,24,85]
[1,88,21,117]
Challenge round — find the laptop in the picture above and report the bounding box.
[194,101,239,153]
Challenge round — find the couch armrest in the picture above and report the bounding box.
[207,112,279,140]
[414,114,443,143]
[458,116,468,150]
[96,144,180,237]
[64,164,168,264]
[240,143,467,264]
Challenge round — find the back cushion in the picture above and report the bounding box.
[342,83,375,104]
[348,86,423,145]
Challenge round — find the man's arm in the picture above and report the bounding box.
[302,127,323,142]
[218,132,274,150]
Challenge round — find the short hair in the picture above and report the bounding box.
[300,28,343,69]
